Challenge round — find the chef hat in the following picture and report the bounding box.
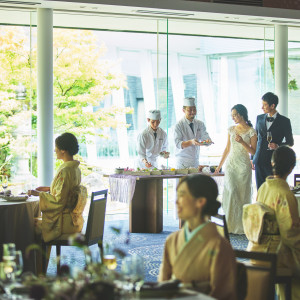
[183,97,196,107]
[147,109,161,120]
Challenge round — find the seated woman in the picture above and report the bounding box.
[28,133,87,271]
[245,146,300,300]
[158,174,237,300]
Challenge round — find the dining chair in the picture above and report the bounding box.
[210,213,230,241]
[294,174,300,187]
[234,250,277,300]
[42,189,108,273]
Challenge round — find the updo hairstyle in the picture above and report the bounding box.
[231,104,253,127]
[271,146,296,177]
[177,174,221,216]
[55,133,79,156]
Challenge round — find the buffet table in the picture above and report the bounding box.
[108,173,224,233]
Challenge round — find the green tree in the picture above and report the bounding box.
[0,26,133,176]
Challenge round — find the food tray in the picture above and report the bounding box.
[175,169,189,175]
[161,170,176,175]
[188,168,199,174]
[150,170,162,175]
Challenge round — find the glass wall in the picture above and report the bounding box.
[0,12,37,193]
[4,9,300,205]
[288,27,300,180]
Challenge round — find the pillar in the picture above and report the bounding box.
[37,8,53,185]
[275,25,288,116]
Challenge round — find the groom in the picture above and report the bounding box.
[253,92,294,190]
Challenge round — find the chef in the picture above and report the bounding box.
[174,97,212,168]
[137,109,169,169]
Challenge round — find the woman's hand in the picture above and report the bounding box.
[36,186,50,192]
[235,134,244,143]
[27,189,40,196]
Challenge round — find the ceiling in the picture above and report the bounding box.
[1,0,300,41]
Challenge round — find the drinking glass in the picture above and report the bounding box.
[102,242,117,270]
[14,251,23,277]
[3,243,16,281]
[121,254,144,291]
[1,175,8,193]
[267,131,272,150]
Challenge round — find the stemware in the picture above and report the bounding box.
[267,131,272,150]
[14,251,23,278]
[1,175,8,193]
[121,254,144,291]
[2,243,16,281]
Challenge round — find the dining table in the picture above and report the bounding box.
[108,172,224,233]
[0,196,40,274]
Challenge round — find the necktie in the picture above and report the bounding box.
[266,117,274,122]
[189,123,194,134]
[154,132,157,139]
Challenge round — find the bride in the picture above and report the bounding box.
[215,104,257,234]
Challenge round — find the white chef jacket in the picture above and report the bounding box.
[174,117,210,168]
[137,126,168,168]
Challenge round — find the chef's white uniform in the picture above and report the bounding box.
[137,126,168,168]
[174,117,210,168]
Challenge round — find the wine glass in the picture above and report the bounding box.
[14,251,23,278]
[1,175,8,193]
[2,243,16,281]
[121,254,144,291]
[267,131,272,150]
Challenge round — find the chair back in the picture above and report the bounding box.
[210,213,230,241]
[85,190,108,246]
[235,250,276,300]
[294,174,300,187]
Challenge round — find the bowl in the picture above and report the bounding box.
[210,166,221,173]
[115,168,124,174]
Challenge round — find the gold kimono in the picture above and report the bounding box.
[39,160,87,242]
[158,222,237,300]
[244,176,300,300]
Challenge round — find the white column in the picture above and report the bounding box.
[275,25,288,116]
[37,8,53,186]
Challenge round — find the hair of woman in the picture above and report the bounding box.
[178,174,220,216]
[231,104,253,127]
[271,146,296,177]
[55,132,79,156]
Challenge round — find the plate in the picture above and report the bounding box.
[0,195,28,202]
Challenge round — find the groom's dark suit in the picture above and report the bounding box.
[253,113,293,189]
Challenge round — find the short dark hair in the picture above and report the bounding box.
[55,132,79,156]
[262,92,279,108]
[177,174,220,217]
[271,146,296,177]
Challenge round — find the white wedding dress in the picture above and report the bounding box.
[222,126,257,234]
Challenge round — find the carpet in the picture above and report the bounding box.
[47,212,249,281]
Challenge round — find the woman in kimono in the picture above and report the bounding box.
[245,146,300,300]
[158,174,237,300]
[28,133,87,272]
